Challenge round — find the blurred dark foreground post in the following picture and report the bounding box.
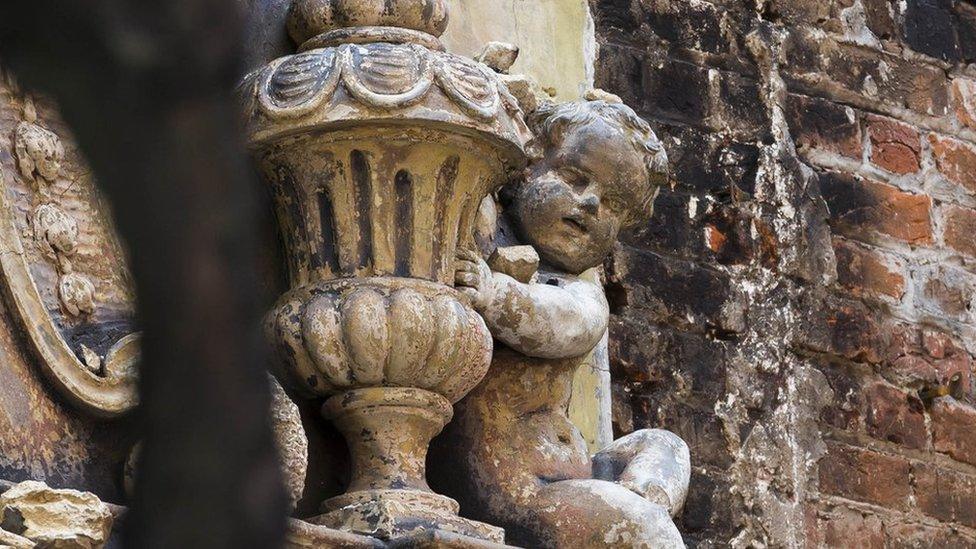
[0,1,288,547]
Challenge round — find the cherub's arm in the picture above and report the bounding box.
[455,250,608,359]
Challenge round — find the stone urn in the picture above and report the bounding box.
[238,0,530,541]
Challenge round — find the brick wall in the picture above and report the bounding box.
[591,0,976,546]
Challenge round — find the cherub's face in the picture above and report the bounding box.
[513,119,648,274]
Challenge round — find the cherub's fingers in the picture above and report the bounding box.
[455,271,479,287]
[453,259,478,273]
[456,248,481,262]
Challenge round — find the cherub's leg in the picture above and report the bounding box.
[528,479,685,549]
[592,429,691,517]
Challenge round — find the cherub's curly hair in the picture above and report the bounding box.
[528,100,668,227]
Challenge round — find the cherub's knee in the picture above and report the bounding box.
[593,429,691,516]
[536,480,685,548]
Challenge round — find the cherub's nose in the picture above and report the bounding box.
[580,194,600,214]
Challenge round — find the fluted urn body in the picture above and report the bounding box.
[239,0,529,542]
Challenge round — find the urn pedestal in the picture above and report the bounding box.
[240,0,530,542]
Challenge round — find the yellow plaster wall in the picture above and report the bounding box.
[442,0,595,101]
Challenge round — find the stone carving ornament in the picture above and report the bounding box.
[239,0,530,542]
[430,99,692,548]
[0,92,139,417]
[244,0,694,545]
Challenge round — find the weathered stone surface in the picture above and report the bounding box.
[269,376,308,512]
[285,518,382,548]
[14,120,63,183]
[0,481,113,548]
[0,527,34,549]
[496,73,552,115]
[441,0,593,101]
[475,42,519,74]
[486,246,538,284]
[0,1,971,547]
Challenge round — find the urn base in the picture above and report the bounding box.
[318,387,505,543]
[312,490,505,543]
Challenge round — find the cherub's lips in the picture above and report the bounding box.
[562,216,588,233]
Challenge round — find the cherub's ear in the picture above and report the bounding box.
[526,137,545,161]
[527,101,557,132]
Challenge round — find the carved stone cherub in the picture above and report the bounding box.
[430,100,691,548]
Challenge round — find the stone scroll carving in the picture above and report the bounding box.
[0,86,139,418]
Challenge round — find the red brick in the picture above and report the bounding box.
[803,298,883,364]
[913,463,976,528]
[886,521,976,548]
[920,266,976,322]
[864,381,928,449]
[931,397,976,467]
[887,355,940,386]
[923,328,951,359]
[923,330,973,399]
[952,78,976,131]
[930,134,976,194]
[833,238,905,299]
[820,172,933,245]
[786,94,863,159]
[924,330,974,400]
[818,444,911,509]
[943,204,976,258]
[882,325,973,396]
[788,38,950,116]
[883,324,938,387]
[885,323,922,364]
[817,506,885,549]
[867,115,921,174]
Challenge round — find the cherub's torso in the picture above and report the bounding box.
[456,266,605,487]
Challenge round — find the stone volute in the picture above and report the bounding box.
[239,0,530,542]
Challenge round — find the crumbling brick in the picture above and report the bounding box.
[785,94,862,159]
[833,238,905,299]
[930,397,976,467]
[818,444,912,509]
[866,115,921,175]
[864,381,928,449]
[820,173,933,245]
[913,463,976,528]
[943,204,976,258]
[930,134,976,195]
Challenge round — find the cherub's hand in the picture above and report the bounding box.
[454,249,494,312]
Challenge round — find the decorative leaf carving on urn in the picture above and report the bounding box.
[250,43,511,122]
